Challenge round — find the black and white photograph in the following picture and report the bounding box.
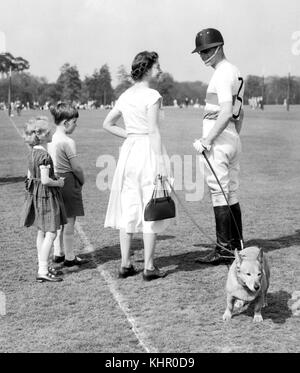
[0,0,299,357]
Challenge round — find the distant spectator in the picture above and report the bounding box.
[194,98,200,108]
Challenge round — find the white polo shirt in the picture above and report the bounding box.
[204,59,244,122]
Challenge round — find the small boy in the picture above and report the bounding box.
[48,102,88,267]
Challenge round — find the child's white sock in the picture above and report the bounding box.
[38,232,56,275]
[38,261,48,276]
[64,219,75,261]
[53,228,64,257]
[64,233,75,261]
[36,230,44,263]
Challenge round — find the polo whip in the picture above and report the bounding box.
[201,150,244,251]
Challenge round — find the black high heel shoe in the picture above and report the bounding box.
[142,266,167,281]
[118,265,139,279]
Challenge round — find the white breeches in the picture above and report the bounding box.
[202,120,241,207]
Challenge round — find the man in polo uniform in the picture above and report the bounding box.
[192,28,244,264]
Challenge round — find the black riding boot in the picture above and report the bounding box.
[230,203,243,251]
[195,205,234,265]
[214,205,234,262]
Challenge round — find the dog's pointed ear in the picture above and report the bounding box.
[235,249,242,266]
[257,248,264,263]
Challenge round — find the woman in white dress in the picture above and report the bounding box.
[103,51,171,281]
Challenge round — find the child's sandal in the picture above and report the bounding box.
[36,272,63,283]
[48,266,63,276]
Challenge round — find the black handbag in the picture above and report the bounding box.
[144,176,176,221]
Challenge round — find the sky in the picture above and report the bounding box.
[0,0,299,85]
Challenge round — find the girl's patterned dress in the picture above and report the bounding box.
[20,147,67,232]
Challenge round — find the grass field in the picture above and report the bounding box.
[0,106,299,353]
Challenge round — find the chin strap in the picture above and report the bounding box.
[204,46,220,65]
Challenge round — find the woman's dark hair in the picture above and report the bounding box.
[49,102,79,125]
[131,51,159,81]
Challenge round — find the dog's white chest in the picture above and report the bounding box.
[233,288,257,302]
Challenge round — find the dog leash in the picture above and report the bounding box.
[165,179,234,256]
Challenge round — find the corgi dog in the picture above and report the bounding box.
[223,246,270,322]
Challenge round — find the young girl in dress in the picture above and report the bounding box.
[103,51,172,281]
[21,117,67,282]
[48,103,87,267]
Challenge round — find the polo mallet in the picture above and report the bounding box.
[201,150,244,251]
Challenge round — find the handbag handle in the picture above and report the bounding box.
[152,175,169,200]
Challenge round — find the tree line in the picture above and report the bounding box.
[0,62,299,108]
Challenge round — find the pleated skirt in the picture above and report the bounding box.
[104,135,171,233]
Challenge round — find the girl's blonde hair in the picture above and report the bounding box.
[23,116,51,147]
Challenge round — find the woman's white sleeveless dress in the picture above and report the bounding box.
[104,85,171,233]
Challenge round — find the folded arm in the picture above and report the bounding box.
[40,166,64,187]
[193,101,233,153]
[69,157,85,185]
[103,107,127,138]
[148,99,166,176]
[205,101,233,145]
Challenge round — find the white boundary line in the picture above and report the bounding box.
[75,221,158,353]
[7,115,25,138]
[6,113,158,353]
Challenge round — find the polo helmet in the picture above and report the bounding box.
[192,28,224,53]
